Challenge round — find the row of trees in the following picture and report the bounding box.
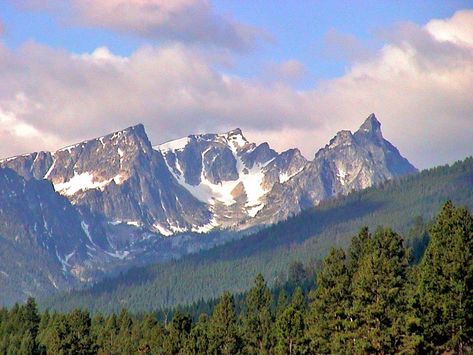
[1,201,472,354]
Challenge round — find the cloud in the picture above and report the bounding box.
[324,28,374,62]
[13,0,269,51]
[262,59,307,83]
[0,10,472,169]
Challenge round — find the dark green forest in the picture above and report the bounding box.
[2,201,473,354]
[45,157,473,313]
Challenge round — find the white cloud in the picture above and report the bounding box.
[0,10,472,169]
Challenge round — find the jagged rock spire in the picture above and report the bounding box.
[356,113,383,139]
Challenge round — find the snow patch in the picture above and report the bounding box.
[191,218,218,233]
[247,203,265,217]
[156,137,190,152]
[48,275,59,289]
[126,221,141,227]
[104,250,130,260]
[55,248,69,273]
[57,143,81,153]
[65,251,75,263]
[44,159,56,179]
[54,171,125,196]
[81,221,97,248]
[279,167,304,183]
[153,222,173,236]
[337,167,348,185]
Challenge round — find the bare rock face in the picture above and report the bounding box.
[251,114,417,223]
[1,113,415,234]
[0,113,417,301]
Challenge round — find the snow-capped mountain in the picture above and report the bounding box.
[1,114,415,237]
[0,113,416,301]
[155,128,308,230]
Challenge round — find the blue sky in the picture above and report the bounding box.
[0,1,472,168]
[2,1,470,83]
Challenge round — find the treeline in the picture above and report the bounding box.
[2,201,473,354]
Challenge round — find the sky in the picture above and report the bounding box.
[0,1,472,169]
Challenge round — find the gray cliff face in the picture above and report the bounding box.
[0,114,417,301]
[1,125,212,235]
[253,114,417,222]
[313,114,417,196]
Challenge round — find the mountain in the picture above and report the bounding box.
[43,157,473,313]
[0,113,416,304]
[1,114,415,236]
[153,113,416,228]
[155,128,309,230]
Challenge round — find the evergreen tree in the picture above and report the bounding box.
[241,274,273,353]
[67,309,94,354]
[163,311,192,354]
[22,297,40,339]
[347,227,372,274]
[19,331,35,355]
[275,290,288,317]
[307,248,351,353]
[416,201,473,353]
[44,314,70,354]
[208,292,240,355]
[117,309,135,354]
[350,228,410,353]
[183,314,210,354]
[275,288,307,354]
[291,287,305,312]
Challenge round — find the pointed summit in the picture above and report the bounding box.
[356,113,382,139]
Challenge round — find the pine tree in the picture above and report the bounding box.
[291,287,305,312]
[275,288,307,354]
[183,314,210,354]
[350,228,410,353]
[208,292,241,355]
[241,274,273,353]
[22,297,40,340]
[307,248,351,353]
[67,309,95,354]
[117,309,135,354]
[19,331,35,355]
[347,227,372,274]
[275,290,288,317]
[163,311,192,354]
[416,201,473,353]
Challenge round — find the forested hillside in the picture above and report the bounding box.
[44,157,473,313]
[3,202,472,354]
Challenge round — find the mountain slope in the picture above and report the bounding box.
[0,167,87,302]
[43,157,473,313]
[0,113,416,305]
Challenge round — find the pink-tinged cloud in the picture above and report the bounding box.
[13,0,269,51]
[0,10,472,169]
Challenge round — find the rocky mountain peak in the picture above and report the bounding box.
[356,113,383,139]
